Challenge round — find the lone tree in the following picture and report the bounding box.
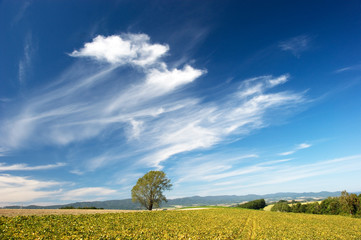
[131,170,172,210]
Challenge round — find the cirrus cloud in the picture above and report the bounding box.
[0,162,65,171]
[279,143,312,156]
[279,35,311,57]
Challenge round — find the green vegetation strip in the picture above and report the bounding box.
[1,208,361,239]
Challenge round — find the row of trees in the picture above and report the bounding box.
[271,191,361,216]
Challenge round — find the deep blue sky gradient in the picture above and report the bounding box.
[0,0,360,205]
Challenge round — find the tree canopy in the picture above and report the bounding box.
[131,171,172,210]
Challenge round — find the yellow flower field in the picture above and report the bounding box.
[1,208,360,239]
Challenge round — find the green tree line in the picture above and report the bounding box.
[271,190,361,216]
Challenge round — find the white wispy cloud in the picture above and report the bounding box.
[0,174,61,204]
[138,74,304,168]
[18,32,33,85]
[0,147,9,157]
[105,65,205,113]
[0,162,65,171]
[298,143,311,149]
[12,0,32,26]
[61,187,117,201]
[279,35,311,57]
[279,143,311,156]
[334,64,361,73]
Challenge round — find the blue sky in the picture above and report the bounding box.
[0,0,360,206]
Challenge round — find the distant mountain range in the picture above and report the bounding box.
[3,191,347,210]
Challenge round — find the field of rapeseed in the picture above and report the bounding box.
[1,208,361,239]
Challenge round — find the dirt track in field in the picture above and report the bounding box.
[0,209,142,217]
